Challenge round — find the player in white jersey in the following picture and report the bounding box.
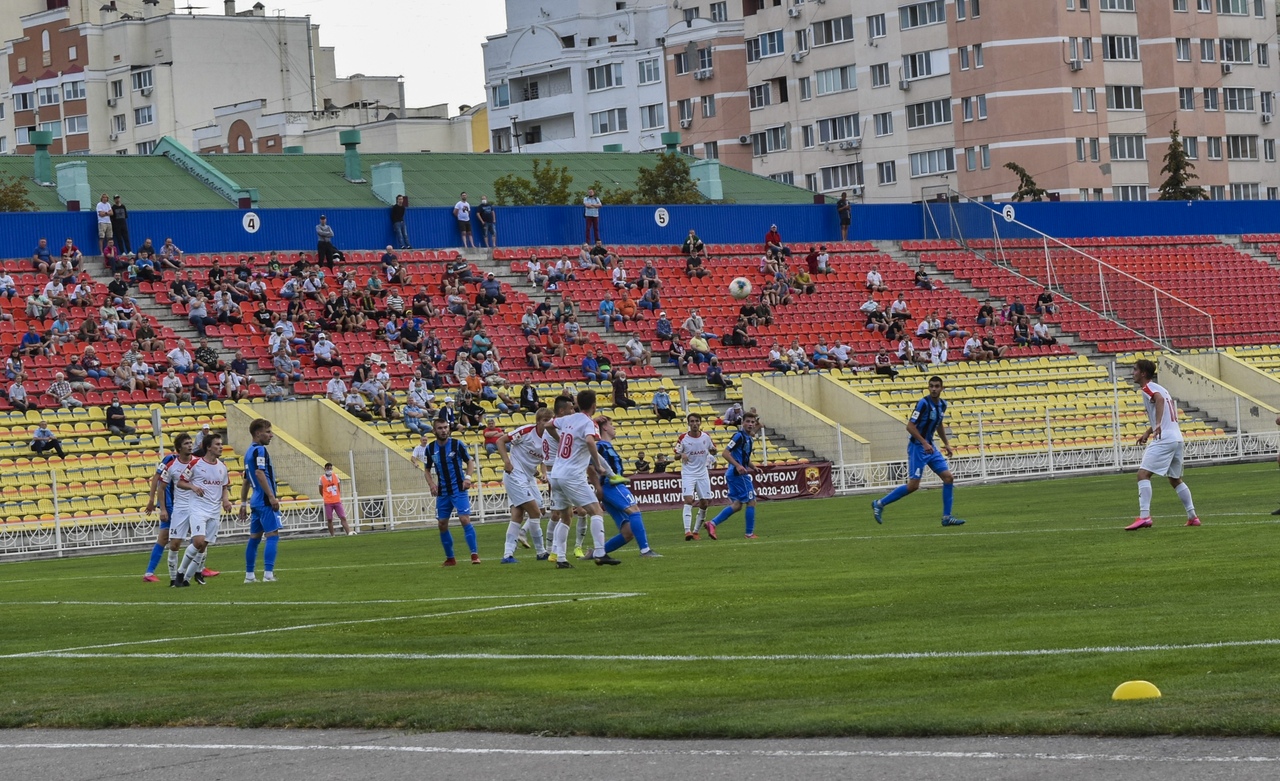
[146,433,194,585]
[498,407,556,562]
[548,390,621,567]
[1127,359,1199,530]
[163,436,200,586]
[676,413,717,540]
[175,433,232,585]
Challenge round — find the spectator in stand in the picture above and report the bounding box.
[112,359,137,393]
[325,370,348,404]
[1012,316,1031,347]
[32,239,54,274]
[616,290,643,324]
[723,316,758,348]
[654,311,674,344]
[385,288,407,319]
[688,334,714,368]
[453,193,475,249]
[815,245,833,274]
[520,306,544,337]
[836,192,852,241]
[929,333,949,365]
[914,268,933,291]
[638,285,662,314]
[873,347,898,377]
[764,224,789,258]
[190,338,218,373]
[519,382,543,413]
[411,286,437,319]
[477,273,506,308]
[46,373,85,408]
[811,338,837,370]
[61,238,84,271]
[313,333,343,368]
[403,398,431,435]
[166,340,195,374]
[785,339,814,373]
[637,259,661,291]
[187,296,216,337]
[634,451,652,473]
[651,387,676,421]
[576,243,595,271]
[20,324,50,356]
[81,347,107,379]
[0,270,15,300]
[445,289,468,316]
[525,335,552,372]
[96,194,116,252]
[682,308,716,340]
[653,452,673,473]
[304,270,329,301]
[5,350,24,381]
[25,291,53,322]
[542,326,568,360]
[111,195,133,255]
[1004,296,1026,324]
[48,313,75,348]
[1032,319,1057,346]
[682,229,705,257]
[133,252,158,283]
[583,188,603,243]
[623,334,652,367]
[7,375,30,412]
[63,355,94,392]
[596,294,618,331]
[611,260,632,290]
[130,355,159,391]
[963,334,993,361]
[792,267,815,295]
[612,370,637,409]
[219,363,249,401]
[316,215,338,267]
[273,348,302,386]
[43,276,68,309]
[262,378,288,402]
[161,369,190,403]
[976,301,995,328]
[581,348,607,382]
[31,418,67,459]
[1035,287,1058,316]
[68,275,95,308]
[866,265,889,293]
[527,255,550,288]
[685,249,709,278]
[590,240,614,269]
[102,238,121,273]
[706,357,734,388]
[475,195,497,249]
[942,312,969,339]
[767,340,791,372]
[668,336,689,373]
[861,294,889,334]
[157,238,183,271]
[391,194,411,249]
[214,292,242,326]
[916,312,943,341]
[169,272,196,306]
[889,293,912,322]
[898,336,930,368]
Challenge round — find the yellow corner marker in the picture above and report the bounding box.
[1112,680,1162,701]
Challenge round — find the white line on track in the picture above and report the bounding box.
[0,593,641,659]
[13,637,1280,664]
[0,592,636,607]
[1,742,1278,763]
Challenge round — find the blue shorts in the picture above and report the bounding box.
[250,505,282,535]
[726,472,756,503]
[601,484,636,526]
[907,443,950,481]
[436,491,472,520]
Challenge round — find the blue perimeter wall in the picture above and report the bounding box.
[3,200,1280,257]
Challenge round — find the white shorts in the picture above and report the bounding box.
[168,506,192,540]
[187,510,219,540]
[504,471,542,510]
[205,516,221,545]
[682,473,712,500]
[1140,438,1184,479]
[549,476,598,512]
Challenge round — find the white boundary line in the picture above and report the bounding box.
[0,593,642,659]
[0,592,636,607]
[12,637,1280,663]
[0,742,1278,763]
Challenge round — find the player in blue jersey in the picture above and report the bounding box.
[142,433,194,583]
[589,414,661,558]
[872,376,966,526]
[240,418,282,583]
[704,410,762,540]
[425,418,481,566]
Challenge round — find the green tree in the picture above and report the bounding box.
[0,172,37,212]
[1157,121,1207,201]
[1004,162,1048,202]
[630,152,707,205]
[492,158,575,205]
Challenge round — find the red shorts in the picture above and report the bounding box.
[324,502,346,521]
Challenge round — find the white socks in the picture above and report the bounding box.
[589,515,606,556]
[167,549,179,580]
[682,504,693,532]
[552,522,570,559]
[575,518,587,548]
[523,518,545,554]
[695,507,706,532]
[504,521,522,558]
[1138,480,1152,518]
[1176,482,1196,518]
[183,550,205,580]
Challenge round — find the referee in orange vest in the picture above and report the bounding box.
[319,462,354,536]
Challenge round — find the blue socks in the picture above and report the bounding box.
[463,524,478,555]
[711,506,735,525]
[263,535,278,572]
[605,533,626,553]
[245,536,261,573]
[628,513,649,551]
[879,484,911,506]
[942,483,954,517]
[745,506,756,535]
[146,543,164,575]
[440,529,455,559]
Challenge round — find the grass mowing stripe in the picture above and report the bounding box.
[0,592,636,607]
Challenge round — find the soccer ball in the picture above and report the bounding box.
[729,277,753,299]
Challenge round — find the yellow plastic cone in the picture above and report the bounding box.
[1112,680,1162,700]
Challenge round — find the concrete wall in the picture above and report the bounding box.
[1158,354,1280,435]
[741,376,867,466]
[225,400,351,503]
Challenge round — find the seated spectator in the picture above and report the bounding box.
[942,312,969,339]
[764,224,789,258]
[563,315,588,346]
[668,336,688,373]
[520,306,545,337]
[325,371,348,404]
[130,356,159,390]
[861,294,888,333]
[914,268,933,291]
[723,316,758,348]
[48,314,75,348]
[456,391,486,429]
[263,379,289,402]
[682,308,716,340]
[157,238,183,270]
[1035,287,1059,316]
[32,239,54,275]
[596,293,618,330]
[873,347,898,378]
[685,250,709,279]
[411,286,437,319]
[706,358,734,388]
[767,340,791,372]
[45,373,85,408]
[403,399,431,435]
[20,324,50,357]
[399,319,424,353]
[929,333,949,365]
[654,311,674,343]
[191,371,216,402]
[885,318,904,343]
[5,350,24,380]
[7,375,30,412]
[113,359,137,393]
[81,347,107,379]
[637,259,661,291]
[1004,296,1027,324]
[612,370,637,408]
[688,334,714,367]
[889,293,912,321]
[166,340,195,374]
[653,452,673,473]
[313,333,343,367]
[220,365,248,401]
[273,348,303,385]
[133,253,158,283]
[161,369,191,403]
[187,296,216,337]
[31,418,67,459]
[791,268,815,295]
[590,240,612,268]
[897,337,930,368]
[61,237,84,267]
[682,229,705,257]
[519,382,543,413]
[786,339,813,372]
[596,351,615,380]
[1012,316,1031,346]
[581,349,607,382]
[543,328,568,360]
[638,285,661,313]
[478,273,506,308]
[525,336,552,372]
[811,339,838,370]
[976,302,995,327]
[616,290,643,323]
[651,388,677,421]
[814,245,833,274]
[1032,319,1057,346]
[963,335,993,361]
[0,271,15,300]
[577,243,595,270]
[25,292,53,321]
[634,451,652,473]
[623,335,652,367]
[916,313,943,340]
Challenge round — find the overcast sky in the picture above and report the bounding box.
[210,1,508,112]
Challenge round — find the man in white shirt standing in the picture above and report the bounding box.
[497,407,557,563]
[548,391,621,567]
[175,432,231,586]
[676,413,718,540]
[95,193,114,254]
[453,192,475,249]
[1127,359,1199,531]
[583,188,602,244]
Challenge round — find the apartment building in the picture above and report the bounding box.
[486,0,1280,202]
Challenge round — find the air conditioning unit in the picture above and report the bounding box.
[109,133,119,141]
[838,138,861,151]
[693,68,713,80]
[141,87,153,97]
[787,7,801,17]
[679,118,692,128]
[738,134,752,145]
[1264,112,1273,124]
[898,79,910,91]
[850,185,864,196]
[1221,62,1233,75]
[106,97,118,107]
[1069,59,1083,72]
[791,51,806,63]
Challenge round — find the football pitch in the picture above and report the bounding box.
[3,462,1280,738]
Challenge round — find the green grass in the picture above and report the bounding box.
[3,462,1280,737]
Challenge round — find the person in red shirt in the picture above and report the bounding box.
[764,225,789,259]
[483,419,504,456]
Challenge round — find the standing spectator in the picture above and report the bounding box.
[836,192,852,241]
[95,193,114,253]
[31,418,67,459]
[474,195,497,249]
[583,187,602,243]
[316,215,337,267]
[320,463,353,536]
[453,192,475,249]
[391,194,411,249]
[111,195,132,255]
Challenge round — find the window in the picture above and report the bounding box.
[13,93,33,111]
[1174,0,1187,9]
[796,29,810,53]
[815,65,856,95]
[751,126,789,156]
[1176,38,1191,61]
[112,114,126,133]
[674,52,690,75]
[492,83,510,108]
[1073,87,1082,112]
[1200,38,1216,62]
[798,76,812,100]
[62,81,85,101]
[136,140,157,155]
[1101,0,1135,8]
[1112,185,1146,201]
[683,7,699,22]
[1227,134,1258,159]
[701,95,716,118]
[1231,183,1261,200]
[874,112,893,136]
[1203,87,1219,110]
[1223,87,1255,111]
[38,120,62,139]
[1179,87,1196,110]
[1207,136,1222,159]
[1258,0,1268,17]
[640,104,664,130]
[1265,138,1275,161]
[678,98,694,122]
[1106,85,1143,110]
[906,99,951,129]
[899,1,944,30]
[1086,87,1097,111]
[1263,91,1274,114]
[37,87,60,106]
[909,148,956,177]
[131,70,153,91]
[979,145,991,169]
[710,2,728,22]
[1259,43,1270,66]
[877,161,897,185]
[816,113,859,143]
[560,35,576,48]
[973,44,984,67]
[956,0,967,18]
[959,46,970,70]
[1220,38,1251,63]
[16,127,31,145]
[867,13,886,39]
[1090,137,1100,161]
[966,146,977,170]
[705,141,719,159]
[820,162,864,191]
[802,125,815,148]
[1184,136,1198,159]
[1102,35,1139,61]
[805,173,819,192]
[134,106,154,126]
[590,108,628,135]
[812,15,854,46]
[749,84,771,109]
[1210,185,1226,200]
[902,51,936,80]
[638,58,661,85]
[1109,134,1146,160]
[110,80,124,99]
[746,30,784,62]
[1076,138,1087,162]
[699,47,714,70]
[976,94,987,119]
[1270,187,1279,200]
[64,115,88,135]
[769,172,794,186]
[1217,0,1248,13]
[587,63,623,91]
[870,63,890,87]
[963,97,974,121]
